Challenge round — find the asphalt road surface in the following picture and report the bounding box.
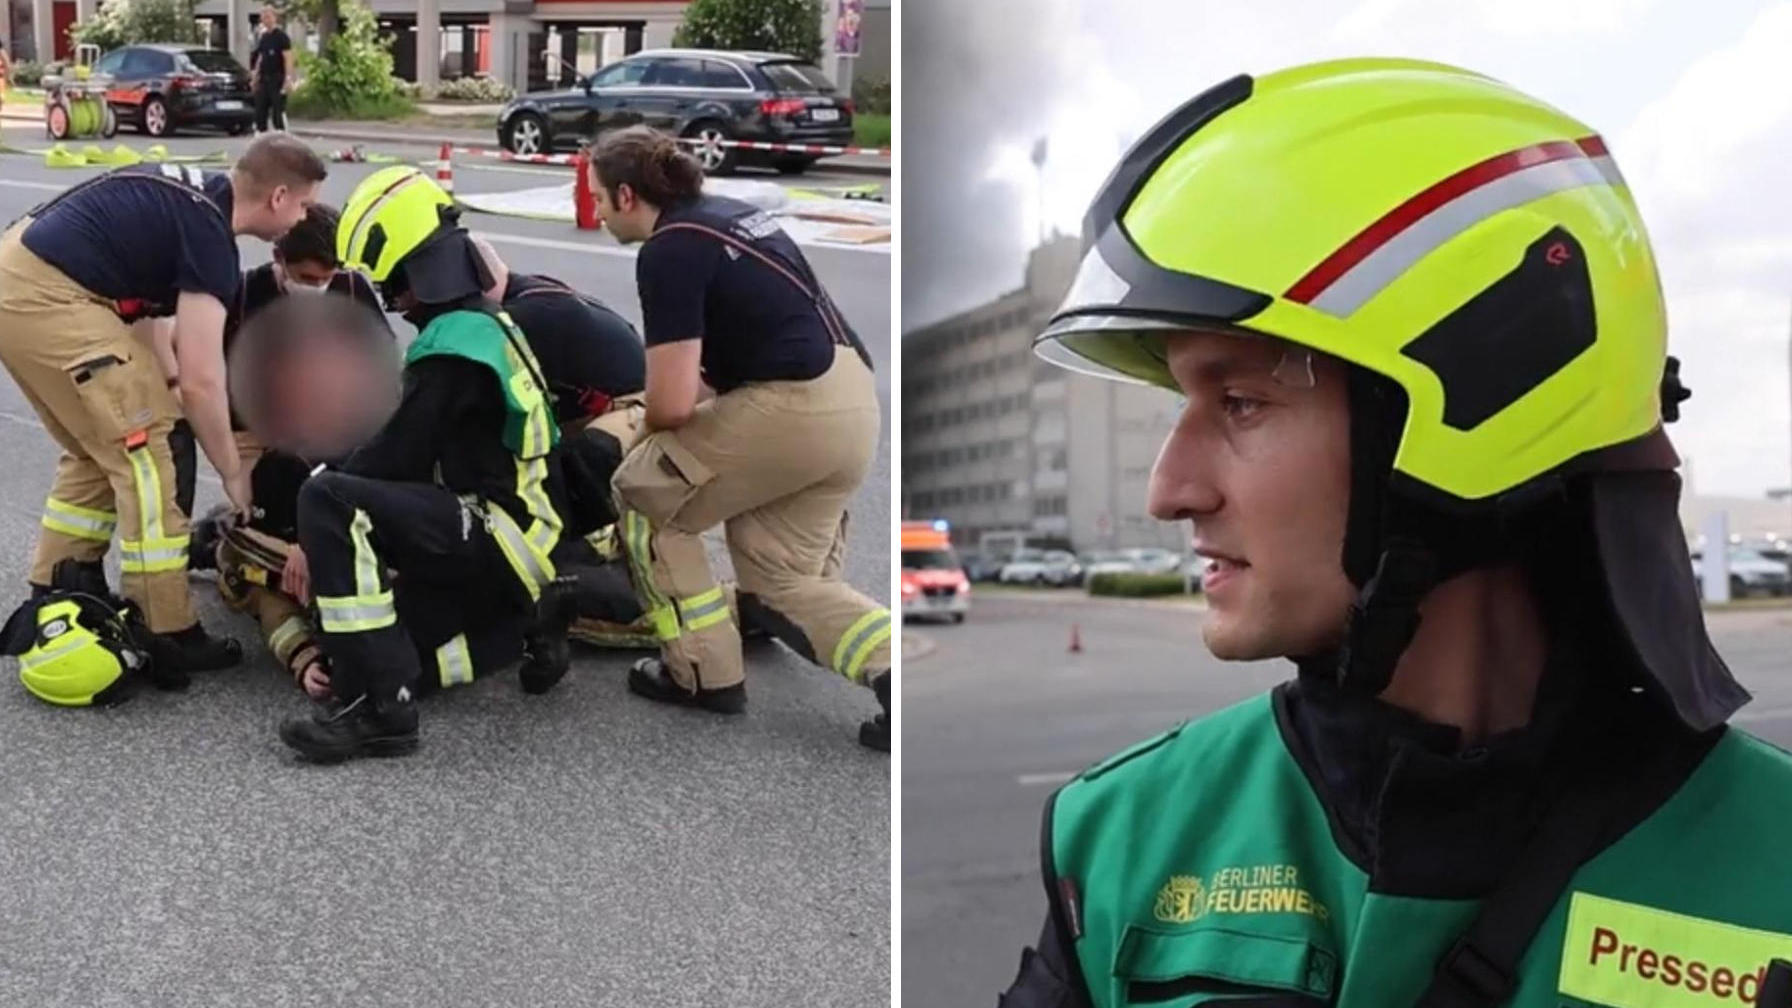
[902,591,1792,1008]
[0,125,891,1008]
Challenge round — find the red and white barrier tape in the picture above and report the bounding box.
[677,136,890,158]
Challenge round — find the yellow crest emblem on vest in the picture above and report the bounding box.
[1154,875,1207,924]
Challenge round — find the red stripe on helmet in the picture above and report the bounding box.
[1284,137,1597,305]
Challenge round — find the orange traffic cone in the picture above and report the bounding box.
[435,142,454,194]
[1069,623,1082,653]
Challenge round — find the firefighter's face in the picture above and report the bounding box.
[244,180,321,241]
[590,170,653,243]
[1148,330,1357,663]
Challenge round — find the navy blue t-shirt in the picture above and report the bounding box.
[502,273,646,422]
[22,164,240,314]
[636,194,836,393]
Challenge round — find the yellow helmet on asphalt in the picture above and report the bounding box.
[7,597,144,707]
[1039,58,1745,730]
[337,165,456,284]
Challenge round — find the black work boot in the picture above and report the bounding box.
[279,691,420,763]
[627,657,746,714]
[149,622,244,680]
[519,576,578,695]
[858,671,890,752]
[187,504,230,572]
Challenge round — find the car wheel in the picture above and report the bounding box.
[143,97,172,138]
[1730,575,1749,599]
[100,103,119,138]
[951,613,965,624]
[504,112,547,156]
[684,119,738,175]
[228,122,249,136]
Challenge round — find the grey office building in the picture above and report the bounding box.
[903,237,1186,555]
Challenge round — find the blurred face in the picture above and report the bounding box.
[260,6,277,28]
[1147,330,1358,661]
[589,168,655,243]
[233,325,400,460]
[241,179,321,241]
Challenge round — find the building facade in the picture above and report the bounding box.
[903,237,1187,557]
[7,0,890,99]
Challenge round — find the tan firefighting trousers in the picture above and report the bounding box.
[613,347,891,692]
[214,525,322,686]
[0,219,195,633]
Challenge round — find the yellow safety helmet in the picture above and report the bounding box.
[336,165,456,284]
[1038,57,1671,505]
[1040,58,1745,729]
[12,598,142,707]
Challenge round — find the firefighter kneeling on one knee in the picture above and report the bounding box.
[587,126,892,751]
[237,166,586,763]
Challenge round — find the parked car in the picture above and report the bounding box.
[1691,548,1792,598]
[999,549,1083,587]
[1080,551,1136,582]
[93,44,252,138]
[496,48,854,174]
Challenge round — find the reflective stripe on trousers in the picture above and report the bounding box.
[436,633,475,687]
[832,608,892,683]
[268,615,309,663]
[119,444,187,574]
[316,508,398,633]
[41,498,116,542]
[621,510,678,641]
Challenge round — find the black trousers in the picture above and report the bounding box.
[254,78,287,132]
[296,472,526,701]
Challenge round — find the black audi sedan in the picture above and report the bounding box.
[496,48,855,175]
[94,44,254,137]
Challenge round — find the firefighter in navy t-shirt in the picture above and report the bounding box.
[0,134,325,687]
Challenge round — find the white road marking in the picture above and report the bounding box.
[0,180,882,257]
[1017,772,1077,787]
[469,229,637,260]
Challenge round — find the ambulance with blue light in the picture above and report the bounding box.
[901,520,970,623]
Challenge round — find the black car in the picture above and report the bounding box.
[93,44,253,138]
[497,48,854,175]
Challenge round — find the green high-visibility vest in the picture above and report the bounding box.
[404,308,557,460]
[1048,691,1792,1007]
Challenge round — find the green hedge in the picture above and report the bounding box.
[10,60,46,88]
[853,113,890,149]
[1087,572,1192,598]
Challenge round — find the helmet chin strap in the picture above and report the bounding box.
[1334,538,1437,696]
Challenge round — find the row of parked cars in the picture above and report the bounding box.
[1690,546,1792,598]
[965,547,1196,588]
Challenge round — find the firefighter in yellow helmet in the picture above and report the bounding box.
[240,166,577,763]
[995,59,1785,1006]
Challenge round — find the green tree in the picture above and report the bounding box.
[71,0,204,50]
[289,0,409,118]
[673,0,822,63]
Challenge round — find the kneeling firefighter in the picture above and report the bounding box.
[587,126,892,750]
[242,166,584,762]
[998,59,1792,1006]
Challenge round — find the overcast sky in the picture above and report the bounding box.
[901,0,1792,498]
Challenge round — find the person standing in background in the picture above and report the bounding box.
[249,5,293,134]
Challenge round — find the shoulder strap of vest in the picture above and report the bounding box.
[1415,725,1721,1008]
[651,220,875,373]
